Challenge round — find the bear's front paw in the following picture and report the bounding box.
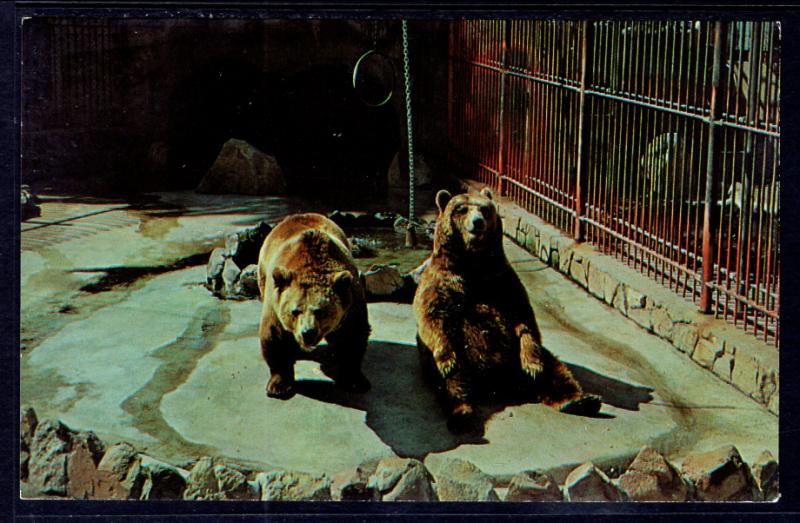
[266,374,295,399]
[559,394,602,416]
[520,335,544,381]
[446,403,477,434]
[434,349,457,378]
[337,372,371,394]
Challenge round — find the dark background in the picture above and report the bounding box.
[19,17,449,196]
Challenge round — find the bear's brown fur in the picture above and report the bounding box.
[257,213,370,399]
[413,188,601,432]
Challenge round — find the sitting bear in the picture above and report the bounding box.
[257,213,370,399]
[413,188,601,432]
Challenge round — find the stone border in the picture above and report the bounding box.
[20,408,778,502]
[457,179,778,415]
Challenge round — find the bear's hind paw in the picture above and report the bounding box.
[266,375,296,400]
[558,394,602,416]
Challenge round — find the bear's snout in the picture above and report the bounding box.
[467,214,486,233]
[300,326,320,346]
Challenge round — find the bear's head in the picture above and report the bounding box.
[434,188,501,254]
[271,267,354,351]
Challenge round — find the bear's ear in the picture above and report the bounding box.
[272,267,294,292]
[480,187,494,200]
[332,270,353,296]
[435,190,453,214]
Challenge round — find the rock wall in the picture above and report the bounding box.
[20,408,778,502]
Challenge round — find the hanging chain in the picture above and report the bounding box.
[401,20,417,231]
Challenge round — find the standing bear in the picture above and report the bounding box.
[413,188,601,432]
[257,213,370,399]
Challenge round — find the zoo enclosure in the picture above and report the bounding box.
[447,20,780,346]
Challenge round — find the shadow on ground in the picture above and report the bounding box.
[297,341,655,460]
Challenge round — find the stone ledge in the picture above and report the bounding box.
[458,178,778,415]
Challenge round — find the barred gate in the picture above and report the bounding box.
[447,20,780,346]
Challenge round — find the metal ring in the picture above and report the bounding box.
[352,49,395,107]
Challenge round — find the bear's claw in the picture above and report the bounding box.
[434,350,457,378]
[558,394,602,416]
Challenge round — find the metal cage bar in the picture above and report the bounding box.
[447,19,781,346]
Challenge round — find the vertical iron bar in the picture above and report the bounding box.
[574,20,592,241]
[498,20,508,195]
[700,21,723,313]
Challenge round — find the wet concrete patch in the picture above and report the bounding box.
[121,304,230,459]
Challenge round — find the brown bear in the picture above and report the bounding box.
[257,213,370,399]
[413,188,601,432]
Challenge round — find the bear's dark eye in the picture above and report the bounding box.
[455,205,468,214]
[291,308,302,317]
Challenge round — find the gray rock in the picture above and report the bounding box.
[231,221,272,267]
[197,139,287,196]
[183,456,218,500]
[224,231,241,258]
[239,264,260,297]
[504,470,562,502]
[20,450,30,482]
[751,450,779,501]
[184,457,254,500]
[20,406,38,452]
[331,463,380,501]
[256,470,332,501]
[96,442,145,500]
[364,264,405,297]
[368,457,437,501]
[564,462,625,502]
[424,455,498,501]
[206,247,226,291]
[28,419,72,496]
[21,185,41,221]
[213,463,255,500]
[680,445,758,501]
[222,258,242,295]
[65,431,106,500]
[616,447,688,501]
[139,455,188,500]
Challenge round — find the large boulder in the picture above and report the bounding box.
[331,462,380,501]
[423,455,498,501]
[256,470,332,501]
[197,139,287,196]
[563,462,625,502]
[95,442,146,500]
[27,420,76,496]
[681,446,758,501]
[367,458,437,501]
[183,457,255,500]
[504,470,562,502]
[27,419,105,498]
[138,455,189,500]
[751,450,779,501]
[616,447,689,501]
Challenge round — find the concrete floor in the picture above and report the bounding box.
[20,192,778,482]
